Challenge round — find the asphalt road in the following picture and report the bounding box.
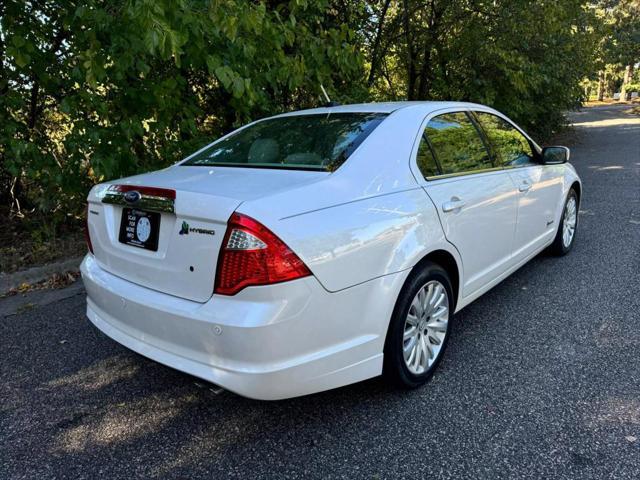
[2,104,639,479]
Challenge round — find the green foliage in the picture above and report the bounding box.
[425,113,493,175]
[363,0,599,139]
[599,0,640,66]
[1,0,620,234]
[1,0,365,223]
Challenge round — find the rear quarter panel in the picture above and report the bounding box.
[245,188,458,293]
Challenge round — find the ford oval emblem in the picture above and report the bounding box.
[124,190,141,203]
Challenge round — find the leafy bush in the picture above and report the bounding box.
[1,0,608,239]
[1,0,365,225]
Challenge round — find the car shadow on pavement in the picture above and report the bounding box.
[0,246,557,476]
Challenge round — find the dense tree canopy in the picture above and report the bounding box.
[0,0,637,227]
[362,0,599,137]
[1,0,365,218]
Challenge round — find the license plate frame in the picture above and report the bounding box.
[118,208,161,251]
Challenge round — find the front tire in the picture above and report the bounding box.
[550,188,578,256]
[383,262,453,389]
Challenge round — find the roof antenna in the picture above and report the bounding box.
[320,84,340,107]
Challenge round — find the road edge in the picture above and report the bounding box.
[0,256,84,294]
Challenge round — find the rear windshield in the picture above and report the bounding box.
[182,113,387,171]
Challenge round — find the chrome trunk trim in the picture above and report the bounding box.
[102,191,175,213]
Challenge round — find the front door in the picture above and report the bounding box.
[473,111,563,259]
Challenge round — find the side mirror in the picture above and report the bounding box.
[541,146,570,165]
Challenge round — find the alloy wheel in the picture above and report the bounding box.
[403,281,449,375]
[562,196,577,248]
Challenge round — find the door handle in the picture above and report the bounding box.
[442,198,466,213]
[518,181,532,192]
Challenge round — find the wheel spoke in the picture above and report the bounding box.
[426,319,447,332]
[431,305,448,320]
[422,336,433,362]
[413,339,422,370]
[405,337,417,362]
[404,325,417,340]
[431,290,445,309]
[411,295,423,317]
[422,284,433,311]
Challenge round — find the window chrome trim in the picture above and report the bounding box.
[423,166,506,181]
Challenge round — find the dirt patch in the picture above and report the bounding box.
[1,271,81,298]
[0,208,86,274]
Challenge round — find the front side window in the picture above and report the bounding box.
[474,112,535,167]
[183,113,387,171]
[422,112,493,177]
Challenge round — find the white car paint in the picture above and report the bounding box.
[81,101,581,400]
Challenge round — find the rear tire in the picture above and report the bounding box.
[549,188,578,256]
[383,262,453,389]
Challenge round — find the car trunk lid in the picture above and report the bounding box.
[86,166,326,302]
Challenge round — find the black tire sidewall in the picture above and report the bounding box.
[384,262,454,388]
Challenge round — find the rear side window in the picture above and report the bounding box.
[421,112,492,177]
[183,113,387,172]
[474,112,535,167]
[416,134,439,178]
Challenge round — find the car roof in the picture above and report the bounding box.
[275,101,489,116]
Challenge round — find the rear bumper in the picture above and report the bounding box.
[81,255,406,400]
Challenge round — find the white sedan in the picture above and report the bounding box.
[81,101,581,400]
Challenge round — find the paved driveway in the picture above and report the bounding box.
[2,104,639,479]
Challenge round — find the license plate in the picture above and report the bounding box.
[119,208,161,251]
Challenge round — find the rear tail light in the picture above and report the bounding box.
[84,205,94,254]
[214,213,311,295]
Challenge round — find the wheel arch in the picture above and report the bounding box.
[570,180,581,205]
[411,249,461,310]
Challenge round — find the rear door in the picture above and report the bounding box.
[473,111,563,259]
[414,111,518,297]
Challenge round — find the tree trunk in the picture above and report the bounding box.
[367,0,392,88]
[596,71,605,101]
[416,42,432,99]
[620,65,632,101]
[28,80,40,130]
[402,0,417,100]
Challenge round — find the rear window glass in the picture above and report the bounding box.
[183,113,388,171]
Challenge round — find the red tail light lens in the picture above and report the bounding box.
[214,213,311,295]
[84,205,94,254]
